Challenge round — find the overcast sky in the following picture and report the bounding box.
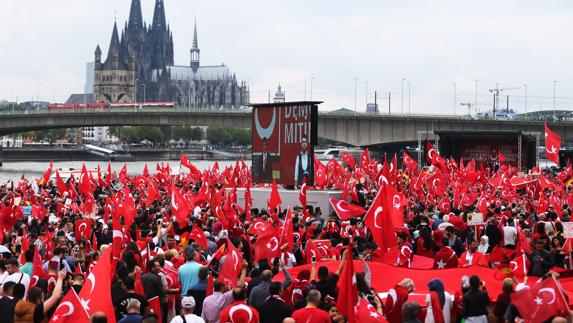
[1,0,572,114]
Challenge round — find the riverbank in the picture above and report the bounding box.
[0,148,251,162]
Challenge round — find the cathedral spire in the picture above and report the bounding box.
[128,0,143,33]
[152,0,166,32]
[190,18,200,73]
[192,18,199,49]
[106,21,121,65]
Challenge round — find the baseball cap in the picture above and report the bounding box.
[181,296,196,309]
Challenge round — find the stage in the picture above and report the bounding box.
[232,187,342,219]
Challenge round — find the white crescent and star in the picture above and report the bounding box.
[57,301,75,317]
[266,237,279,251]
[536,287,557,305]
[392,195,401,209]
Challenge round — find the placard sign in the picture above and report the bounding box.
[468,213,484,226]
[563,222,573,239]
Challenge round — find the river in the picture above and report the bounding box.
[0,160,250,184]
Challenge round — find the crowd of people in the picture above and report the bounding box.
[0,150,571,323]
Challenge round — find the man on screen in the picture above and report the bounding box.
[253,137,273,182]
[294,135,313,186]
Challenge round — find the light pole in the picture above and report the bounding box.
[364,81,368,110]
[401,78,406,114]
[553,80,557,120]
[310,77,315,101]
[303,81,307,101]
[408,81,411,114]
[354,78,359,115]
[475,79,479,113]
[524,84,527,114]
[453,82,457,116]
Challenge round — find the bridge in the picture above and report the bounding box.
[0,108,572,146]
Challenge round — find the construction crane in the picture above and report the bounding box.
[488,83,521,117]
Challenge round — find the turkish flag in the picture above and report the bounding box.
[78,164,92,197]
[437,197,451,214]
[545,122,561,165]
[268,180,282,210]
[180,153,201,177]
[305,239,330,263]
[426,141,447,170]
[330,198,366,220]
[39,161,53,186]
[355,297,388,323]
[75,219,94,242]
[340,151,356,168]
[253,225,280,262]
[105,162,112,186]
[337,248,358,323]
[499,151,506,165]
[511,276,570,322]
[361,148,370,168]
[189,224,208,249]
[280,209,295,252]
[219,239,244,287]
[112,207,123,262]
[402,151,418,170]
[148,296,162,321]
[171,185,190,226]
[134,269,145,295]
[363,185,398,252]
[48,288,90,323]
[299,181,307,209]
[145,180,159,207]
[433,247,458,269]
[78,246,116,322]
[55,170,68,196]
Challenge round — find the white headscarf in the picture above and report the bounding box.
[477,235,489,254]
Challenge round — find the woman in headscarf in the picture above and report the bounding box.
[477,235,490,254]
[425,278,452,323]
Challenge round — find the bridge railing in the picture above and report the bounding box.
[0,106,571,122]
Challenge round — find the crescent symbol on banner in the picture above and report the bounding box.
[373,206,383,229]
[300,183,307,197]
[538,288,557,304]
[268,237,279,251]
[510,261,518,272]
[336,201,350,213]
[87,273,96,295]
[78,223,87,233]
[229,304,254,323]
[255,108,276,141]
[393,195,401,209]
[58,301,75,317]
[232,250,239,270]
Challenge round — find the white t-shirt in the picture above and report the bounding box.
[5,272,31,297]
[503,226,517,246]
[170,313,205,323]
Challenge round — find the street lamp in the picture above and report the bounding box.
[553,80,557,120]
[524,84,527,114]
[401,78,406,114]
[310,77,316,101]
[453,82,457,116]
[364,81,368,110]
[354,78,359,115]
[475,79,479,113]
[408,81,411,114]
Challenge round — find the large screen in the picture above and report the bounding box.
[251,102,318,186]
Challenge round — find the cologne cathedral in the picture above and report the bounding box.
[93,0,249,109]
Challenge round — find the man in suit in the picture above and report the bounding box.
[253,137,273,183]
[294,135,313,186]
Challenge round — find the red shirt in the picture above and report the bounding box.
[291,307,330,323]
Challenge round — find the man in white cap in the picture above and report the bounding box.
[169,296,204,323]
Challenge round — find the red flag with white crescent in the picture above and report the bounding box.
[48,288,90,323]
[329,198,366,220]
[545,122,561,165]
[77,246,116,322]
[219,238,244,287]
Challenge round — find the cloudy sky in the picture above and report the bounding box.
[1,0,572,114]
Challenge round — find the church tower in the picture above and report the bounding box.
[190,19,200,73]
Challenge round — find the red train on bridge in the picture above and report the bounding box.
[48,102,176,110]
